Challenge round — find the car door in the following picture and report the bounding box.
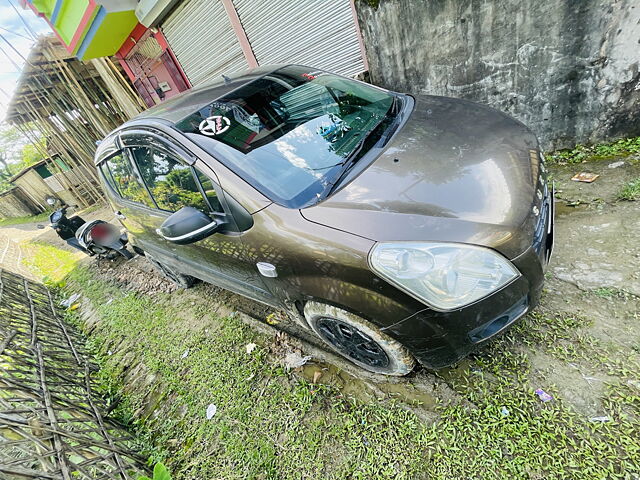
[124,132,275,305]
[98,149,162,254]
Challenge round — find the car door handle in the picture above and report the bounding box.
[257,262,278,278]
[114,211,126,220]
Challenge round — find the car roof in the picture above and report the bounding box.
[130,64,287,125]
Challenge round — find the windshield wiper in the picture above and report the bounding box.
[321,95,402,198]
[321,97,401,198]
[321,128,380,198]
[377,95,403,146]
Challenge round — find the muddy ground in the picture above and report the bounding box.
[0,158,638,421]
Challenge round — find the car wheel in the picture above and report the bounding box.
[146,255,198,289]
[303,302,416,376]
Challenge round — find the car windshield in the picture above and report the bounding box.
[176,65,396,208]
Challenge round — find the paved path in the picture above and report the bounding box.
[0,224,43,280]
[0,206,115,280]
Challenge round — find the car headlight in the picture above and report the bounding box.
[369,242,520,311]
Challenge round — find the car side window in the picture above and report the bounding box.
[193,168,223,213]
[130,146,222,213]
[104,152,155,208]
[100,162,119,194]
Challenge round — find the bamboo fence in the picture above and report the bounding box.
[0,268,148,479]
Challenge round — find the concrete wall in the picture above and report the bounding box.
[356,0,640,149]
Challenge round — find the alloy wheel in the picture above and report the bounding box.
[316,317,390,368]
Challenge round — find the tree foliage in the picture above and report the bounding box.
[0,123,45,192]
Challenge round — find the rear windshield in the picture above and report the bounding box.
[176,65,396,208]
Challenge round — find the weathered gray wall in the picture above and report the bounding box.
[356,0,640,149]
[0,188,37,219]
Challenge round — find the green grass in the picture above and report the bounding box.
[0,203,104,228]
[592,287,637,300]
[548,136,640,164]
[0,211,50,227]
[21,242,640,480]
[21,240,79,286]
[618,178,640,201]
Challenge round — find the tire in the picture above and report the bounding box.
[118,248,134,260]
[146,255,198,289]
[303,302,416,376]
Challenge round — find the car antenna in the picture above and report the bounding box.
[222,74,231,84]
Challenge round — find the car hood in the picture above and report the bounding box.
[301,94,544,259]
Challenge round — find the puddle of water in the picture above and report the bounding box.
[298,361,436,409]
[555,202,588,216]
[377,382,436,408]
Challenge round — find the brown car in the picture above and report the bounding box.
[96,65,554,376]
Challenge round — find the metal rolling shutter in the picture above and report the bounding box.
[161,0,249,86]
[234,0,365,77]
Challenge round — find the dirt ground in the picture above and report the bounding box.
[1,158,638,420]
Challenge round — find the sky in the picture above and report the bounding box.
[0,1,50,122]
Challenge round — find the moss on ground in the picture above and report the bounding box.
[16,239,637,480]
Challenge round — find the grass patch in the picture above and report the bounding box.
[548,136,640,164]
[0,211,50,227]
[21,240,79,286]
[618,178,640,201]
[592,287,637,300]
[21,242,640,480]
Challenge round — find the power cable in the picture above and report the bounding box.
[6,0,39,41]
[0,39,23,71]
[0,26,32,41]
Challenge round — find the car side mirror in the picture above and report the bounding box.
[158,206,224,245]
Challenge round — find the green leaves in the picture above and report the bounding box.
[548,135,640,164]
[618,177,640,201]
[139,462,172,480]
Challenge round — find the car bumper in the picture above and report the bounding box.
[381,191,555,369]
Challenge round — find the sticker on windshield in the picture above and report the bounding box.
[199,115,231,136]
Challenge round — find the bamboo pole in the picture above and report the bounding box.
[19,105,91,208]
[79,60,127,125]
[20,95,101,207]
[105,57,147,111]
[89,58,144,119]
[43,45,111,136]
[27,68,100,166]
[5,37,142,207]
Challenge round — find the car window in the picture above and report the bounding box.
[130,146,221,213]
[193,168,223,212]
[176,65,397,208]
[104,152,155,208]
[100,162,119,194]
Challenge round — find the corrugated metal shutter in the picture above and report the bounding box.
[161,0,249,86]
[234,0,365,77]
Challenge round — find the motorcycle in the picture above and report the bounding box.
[39,198,133,259]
